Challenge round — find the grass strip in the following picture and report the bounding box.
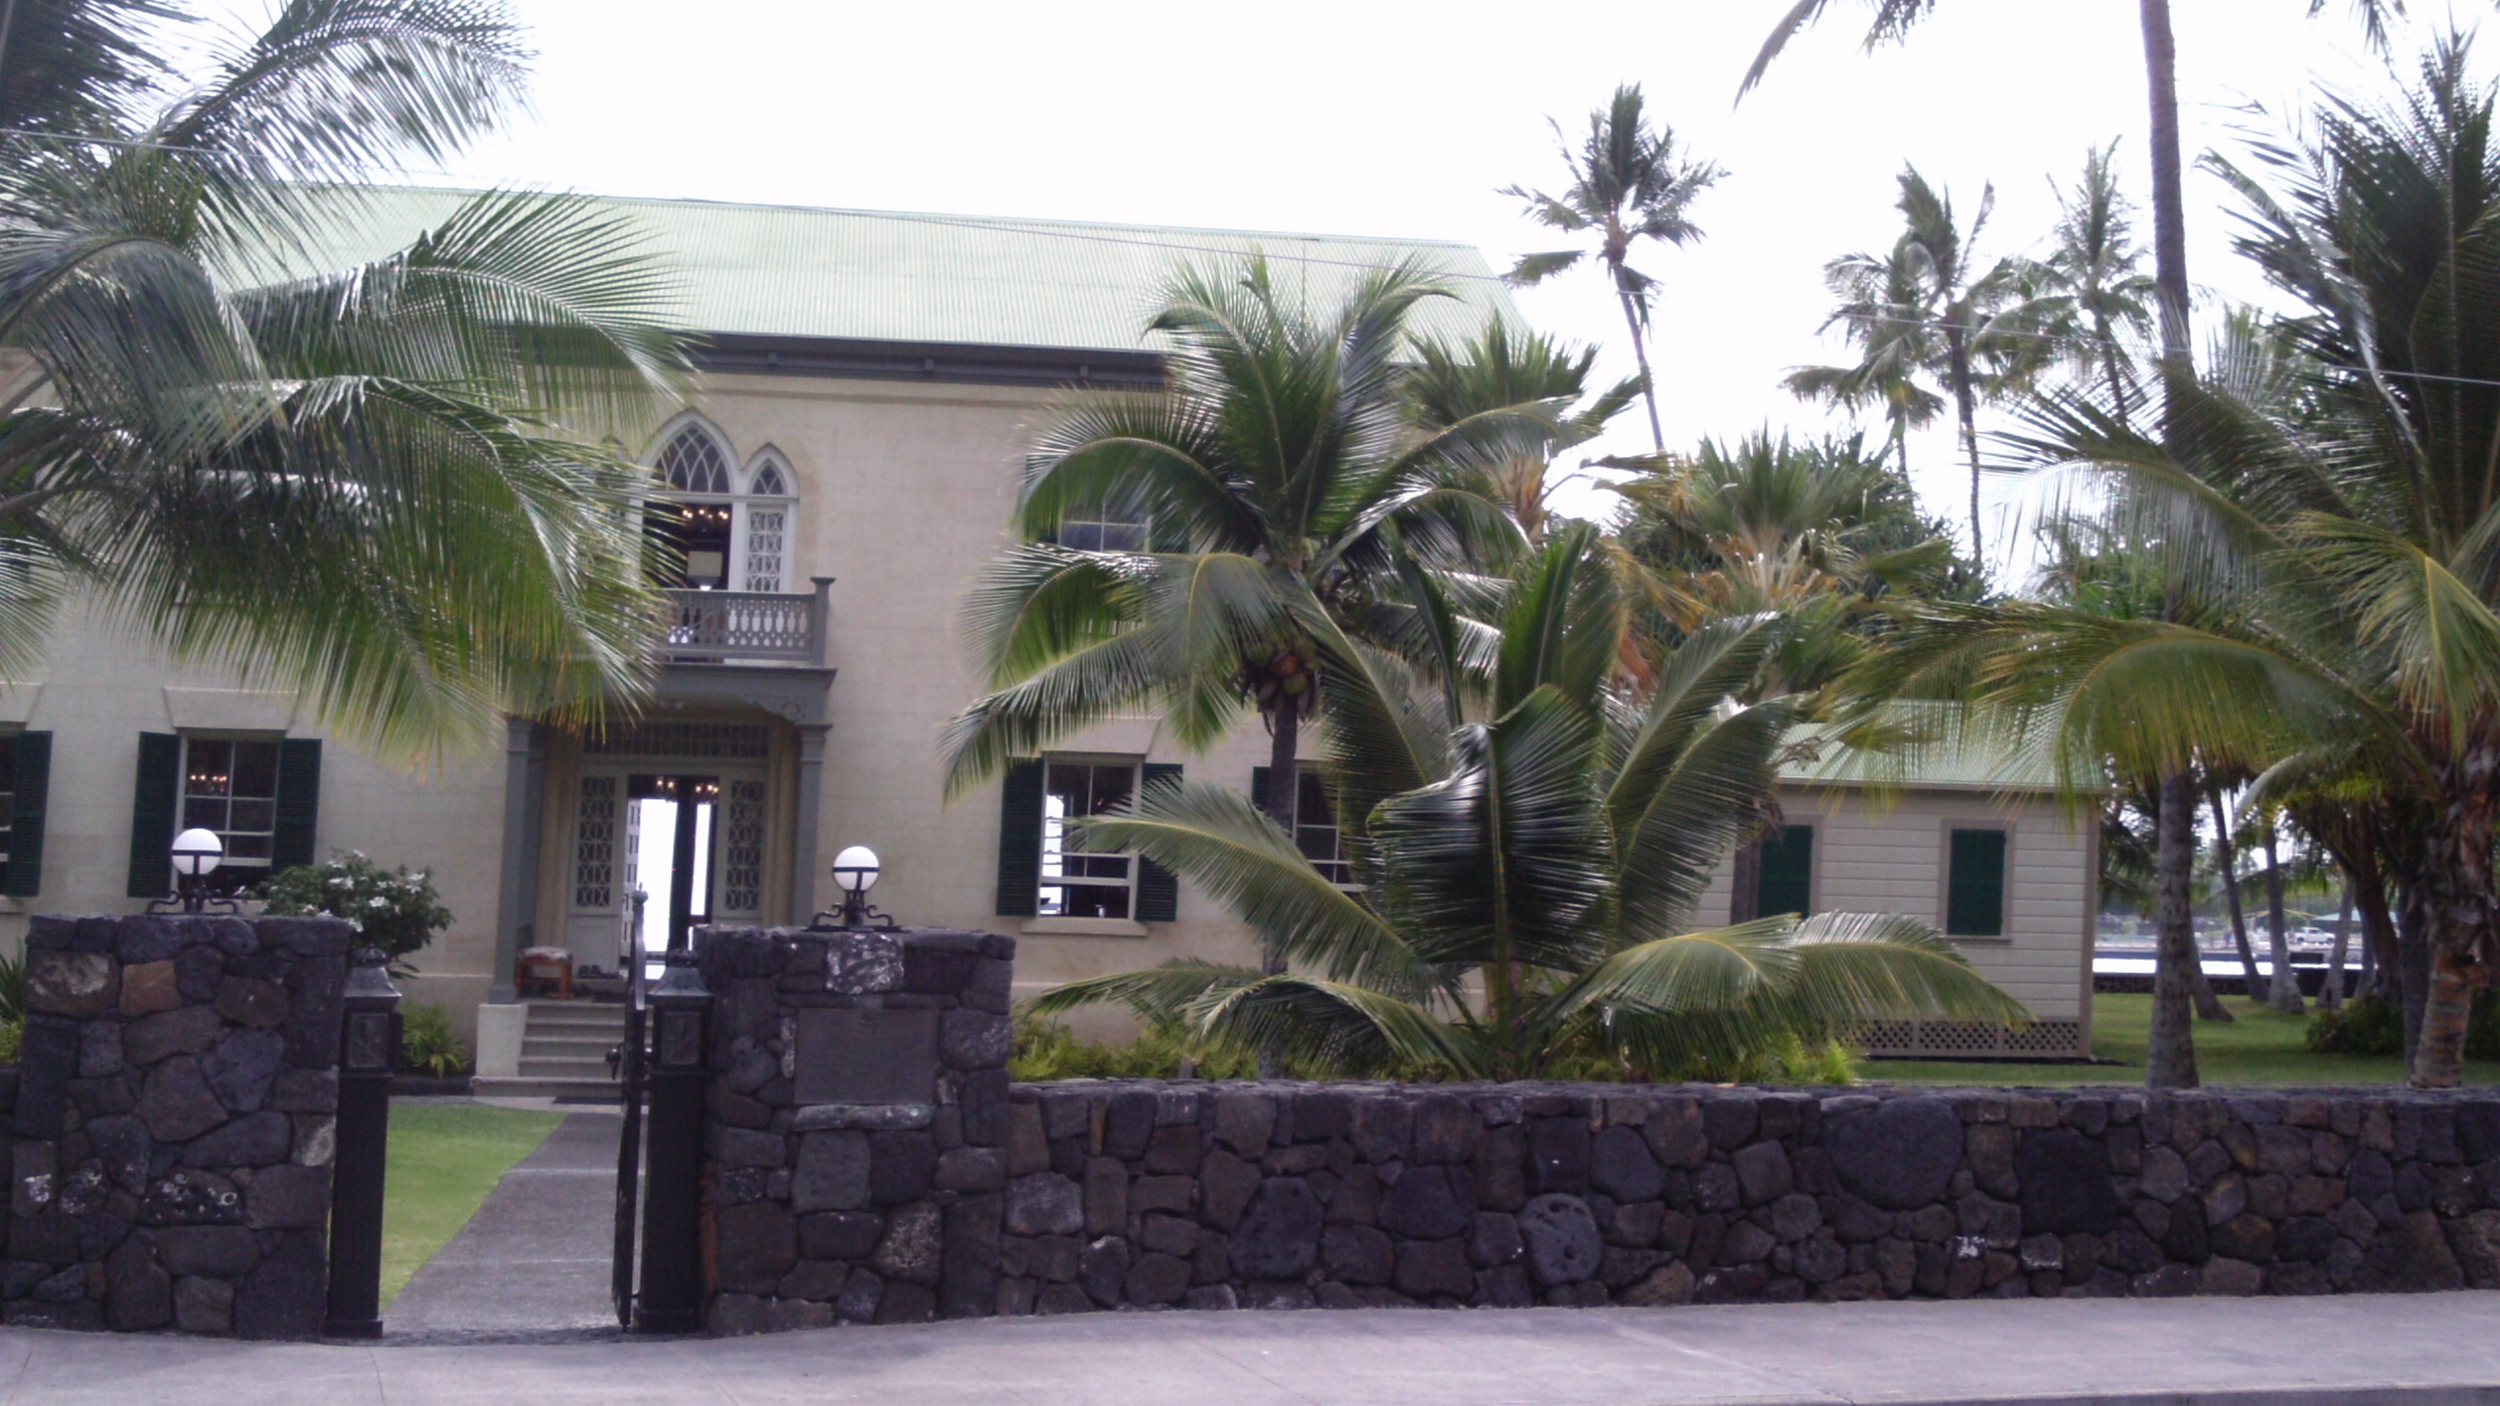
[380,1102,566,1309]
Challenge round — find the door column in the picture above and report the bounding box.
[789,723,829,923]
[490,717,547,1003]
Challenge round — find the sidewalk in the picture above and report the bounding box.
[1,1291,2495,1405]
[383,1110,622,1340]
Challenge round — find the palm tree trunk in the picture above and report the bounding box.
[2262,819,2303,1014]
[2411,735,2500,1086]
[2209,787,2266,1002]
[1616,286,1667,458]
[1948,333,1983,563]
[2321,880,2352,1011]
[2147,767,2202,1087]
[1255,693,1302,1079]
[2399,878,2431,1060]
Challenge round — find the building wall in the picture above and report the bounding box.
[1693,784,2095,1040]
[1,370,2094,1050]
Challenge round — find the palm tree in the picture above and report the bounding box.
[1738,0,2420,1093]
[941,256,1548,986]
[0,0,685,759]
[1405,320,1641,542]
[1867,37,2500,1087]
[1502,85,1721,458]
[2039,143,2160,420]
[1032,526,2025,1079]
[1782,240,1944,485]
[1790,168,2049,566]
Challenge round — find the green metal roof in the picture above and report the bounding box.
[1777,715,2068,794]
[292,187,1522,357]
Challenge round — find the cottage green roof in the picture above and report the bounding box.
[286,187,1522,358]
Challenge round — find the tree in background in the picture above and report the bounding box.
[1787,167,2050,566]
[0,0,687,760]
[1502,85,1721,458]
[942,257,1549,1016]
[1736,0,2430,1101]
[1031,528,2025,1080]
[1405,320,1641,543]
[2038,143,2160,419]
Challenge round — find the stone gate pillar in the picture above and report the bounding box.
[693,925,1014,1333]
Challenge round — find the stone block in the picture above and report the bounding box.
[137,1058,228,1143]
[1200,1150,1260,1231]
[1645,1100,1709,1169]
[716,1202,799,1294]
[1591,1125,1665,1202]
[1819,1098,1962,1211]
[77,1021,123,1080]
[201,1030,285,1115]
[28,952,119,1018]
[1005,1172,1083,1237]
[1527,1117,1590,1195]
[790,1130,869,1213]
[119,962,180,1019]
[181,1112,292,1169]
[1619,1261,1696,1306]
[1733,1141,1793,1206]
[1140,1213,1198,1258]
[938,1009,1012,1071]
[798,1209,884,1261]
[1083,1156,1127,1235]
[173,1275,233,1335]
[1394,1237,1474,1299]
[715,1127,785,1170]
[1229,1178,1322,1279]
[1517,1193,1601,1286]
[1411,1094,1478,1166]
[213,977,288,1030]
[2199,1257,2263,1296]
[2016,1129,2120,1236]
[1104,1090,1156,1158]
[1322,1224,1392,1285]
[867,1130,936,1204]
[104,1238,171,1332]
[1007,1103,1050,1177]
[937,1147,1005,1194]
[244,1165,330,1230]
[1378,1165,1470,1240]
[1350,1097,1413,1164]
[232,1230,323,1340]
[125,1007,223,1069]
[1124,1251,1190,1306]
[1213,1092,1276,1158]
[1472,1124,1526,1211]
[873,1201,943,1287]
[1076,1234,1129,1305]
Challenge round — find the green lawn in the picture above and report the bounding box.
[1871,992,2500,1088]
[381,1103,564,1308]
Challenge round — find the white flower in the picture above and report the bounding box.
[367,896,390,909]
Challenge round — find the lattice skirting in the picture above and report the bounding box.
[1856,1018,2088,1060]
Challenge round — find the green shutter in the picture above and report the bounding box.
[1754,824,1814,918]
[995,758,1044,917]
[1135,763,1182,922]
[1250,766,1271,815]
[127,732,181,898]
[2,732,49,897]
[1946,828,2008,936]
[272,738,322,873]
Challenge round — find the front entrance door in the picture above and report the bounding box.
[565,761,767,970]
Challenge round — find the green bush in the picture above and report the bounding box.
[400,1003,469,1078]
[0,1018,21,1064]
[257,851,453,973]
[2308,992,2405,1056]
[0,951,24,1025]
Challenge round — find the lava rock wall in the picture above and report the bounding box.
[7,914,352,1337]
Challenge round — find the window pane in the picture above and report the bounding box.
[1097,522,1145,552]
[233,741,280,799]
[1059,522,1102,551]
[183,797,229,831]
[228,799,275,834]
[1296,772,1334,827]
[1754,825,1814,918]
[225,834,272,860]
[1088,764,1133,816]
[186,739,233,797]
[1946,829,2008,937]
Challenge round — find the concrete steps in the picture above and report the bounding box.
[471,1001,628,1102]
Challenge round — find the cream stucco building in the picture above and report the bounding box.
[0,191,2095,1086]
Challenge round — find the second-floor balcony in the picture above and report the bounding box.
[661,577,832,668]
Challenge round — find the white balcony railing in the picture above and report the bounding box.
[661,578,830,667]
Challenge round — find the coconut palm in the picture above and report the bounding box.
[1782,240,1944,485]
[1739,0,2422,1089]
[1790,167,2050,566]
[942,256,1551,987]
[1405,320,1640,542]
[2039,143,2160,419]
[1502,85,1721,458]
[1031,526,2026,1080]
[0,0,685,759]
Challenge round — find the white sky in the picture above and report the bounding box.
[203,0,2471,581]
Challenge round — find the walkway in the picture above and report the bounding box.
[2,1291,2496,1404]
[383,1110,621,1341]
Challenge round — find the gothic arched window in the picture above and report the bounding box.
[648,418,801,593]
[739,452,795,593]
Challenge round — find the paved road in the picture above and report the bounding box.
[384,1110,623,1341]
[2,1291,2496,1405]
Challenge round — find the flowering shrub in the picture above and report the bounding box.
[256,851,454,972]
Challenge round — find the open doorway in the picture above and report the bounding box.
[627,774,717,969]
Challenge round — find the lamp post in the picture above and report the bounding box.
[325,948,402,1338]
[169,827,223,913]
[830,844,880,929]
[632,950,711,1333]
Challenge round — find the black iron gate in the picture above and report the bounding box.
[609,892,712,1334]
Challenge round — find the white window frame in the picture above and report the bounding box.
[1040,755,1141,918]
[179,731,284,890]
[1283,765,1358,891]
[648,416,804,594]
